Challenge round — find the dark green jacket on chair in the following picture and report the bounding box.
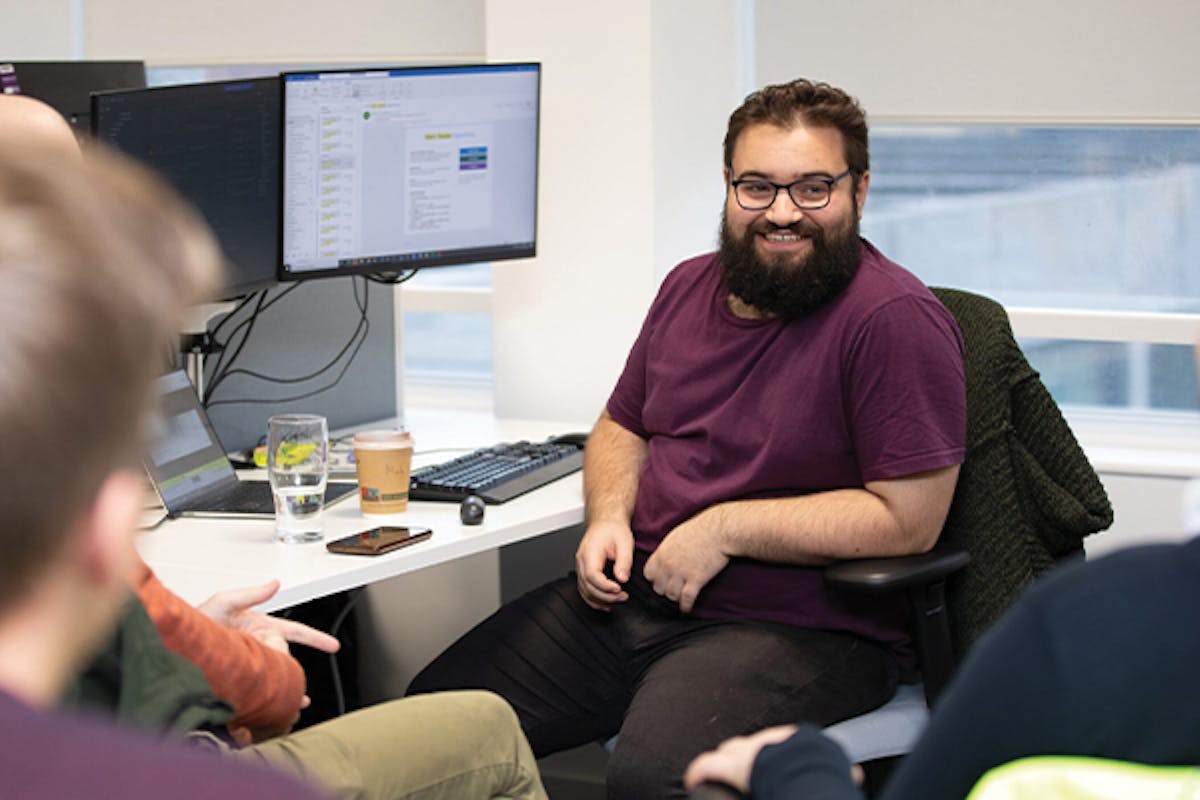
[931,288,1113,657]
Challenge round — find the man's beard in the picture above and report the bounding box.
[718,210,862,320]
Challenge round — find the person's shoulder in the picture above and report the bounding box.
[833,240,957,337]
[1025,538,1200,620]
[649,251,721,310]
[662,251,719,287]
[853,240,942,306]
[0,693,326,800]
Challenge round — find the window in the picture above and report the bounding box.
[400,264,493,390]
[862,124,1200,416]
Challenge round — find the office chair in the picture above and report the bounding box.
[826,287,1113,766]
[692,287,1113,797]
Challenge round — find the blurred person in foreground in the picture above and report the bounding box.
[1,94,548,800]
[0,96,326,799]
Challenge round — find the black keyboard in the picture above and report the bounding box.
[409,439,584,504]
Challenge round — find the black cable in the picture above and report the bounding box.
[206,285,306,396]
[209,291,260,343]
[204,278,372,408]
[273,587,364,717]
[202,328,369,408]
[204,282,312,403]
[326,588,365,716]
[365,268,420,285]
[203,290,267,386]
[204,289,271,404]
[214,278,369,386]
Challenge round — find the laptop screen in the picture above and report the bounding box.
[147,371,240,509]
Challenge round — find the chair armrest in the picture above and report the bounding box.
[824,545,969,592]
[824,545,970,704]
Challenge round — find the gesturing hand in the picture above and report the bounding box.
[642,510,729,613]
[198,580,341,655]
[575,520,635,611]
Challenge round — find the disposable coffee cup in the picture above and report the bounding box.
[353,429,414,514]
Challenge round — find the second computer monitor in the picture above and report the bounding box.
[92,77,281,298]
[1,60,146,131]
[280,63,540,280]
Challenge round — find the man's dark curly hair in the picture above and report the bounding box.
[723,78,869,176]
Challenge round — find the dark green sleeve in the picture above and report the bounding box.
[61,592,233,737]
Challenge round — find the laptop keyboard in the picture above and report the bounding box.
[184,480,358,515]
[203,480,276,514]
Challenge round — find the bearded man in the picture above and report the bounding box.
[408,78,967,799]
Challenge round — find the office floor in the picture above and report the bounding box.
[538,744,608,800]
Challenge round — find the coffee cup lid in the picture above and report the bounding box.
[352,429,412,449]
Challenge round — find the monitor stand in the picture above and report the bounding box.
[180,301,236,403]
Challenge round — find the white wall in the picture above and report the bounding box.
[0,0,77,58]
[2,0,484,64]
[1087,473,1197,557]
[81,0,483,64]
[487,0,751,423]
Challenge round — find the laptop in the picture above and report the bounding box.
[146,371,357,518]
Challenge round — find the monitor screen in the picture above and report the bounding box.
[1,60,145,131]
[281,63,540,280]
[92,77,281,298]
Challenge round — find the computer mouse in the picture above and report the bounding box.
[460,494,486,525]
[549,431,589,449]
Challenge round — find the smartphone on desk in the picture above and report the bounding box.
[326,526,432,556]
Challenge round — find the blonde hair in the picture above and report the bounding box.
[0,144,220,610]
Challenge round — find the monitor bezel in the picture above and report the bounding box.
[277,62,541,282]
[5,60,146,131]
[90,76,283,299]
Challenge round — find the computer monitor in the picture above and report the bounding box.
[0,60,145,131]
[92,77,281,298]
[280,63,540,280]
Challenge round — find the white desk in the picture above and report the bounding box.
[137,410,587,612]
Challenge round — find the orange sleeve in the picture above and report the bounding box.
[132,557,307,744]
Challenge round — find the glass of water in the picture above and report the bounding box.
[267,413,329,543]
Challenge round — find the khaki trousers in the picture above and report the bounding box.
[228,690,547,800]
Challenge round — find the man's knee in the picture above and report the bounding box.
[606,737,685,800]
[441,690,522,734]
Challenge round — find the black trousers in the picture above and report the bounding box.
[407,575,898,799]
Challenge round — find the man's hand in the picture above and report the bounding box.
[198,579,341,655]
[683,724,798,793]
[642,509,729,613]
[575,520,634,610]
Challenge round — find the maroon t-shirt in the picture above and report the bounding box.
[606,240,966,664]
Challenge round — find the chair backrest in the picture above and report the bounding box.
[930,287,1113,657]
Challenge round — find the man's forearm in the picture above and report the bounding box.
[583,411,648,526]
[702,466,959,564]
[705,490,907,565]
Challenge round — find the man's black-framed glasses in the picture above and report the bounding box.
[730,168,854,211]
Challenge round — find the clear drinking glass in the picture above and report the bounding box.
[267,413,329,543]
